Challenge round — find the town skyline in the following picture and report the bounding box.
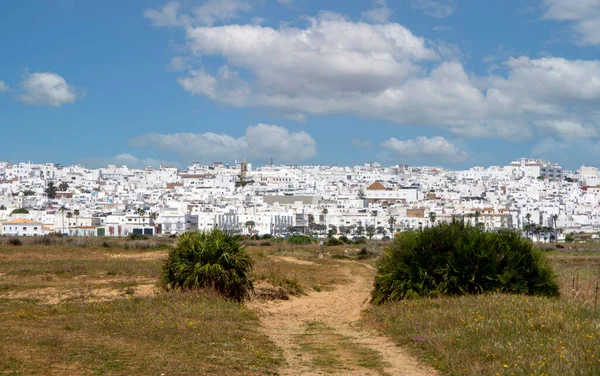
[2,1,600,169]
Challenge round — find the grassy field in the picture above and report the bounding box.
[4,235,599,375]
[0,240,286,375]
[364,249,600,376]
[0,237,376,375]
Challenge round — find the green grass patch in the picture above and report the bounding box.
[365,293,600,375]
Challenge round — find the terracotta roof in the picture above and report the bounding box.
[3,218,42,225]
[366,181,390,191]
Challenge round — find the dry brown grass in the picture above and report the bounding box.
[0,241,284,375]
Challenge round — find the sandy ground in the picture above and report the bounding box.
[248,260,437,376]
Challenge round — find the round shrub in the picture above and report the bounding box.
[353,236,367,245]
[372,221,560,304]
[325,237,344,246]
[287,234,314,245]
[338,235,351,244]
[160,229,253,302]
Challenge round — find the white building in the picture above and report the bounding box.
[2,219,46,236]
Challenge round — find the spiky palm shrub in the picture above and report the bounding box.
[372,220,559,304]
[160,229,253,302]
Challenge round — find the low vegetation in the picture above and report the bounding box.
[160,229,253,302]
[372,221,559,303]
[365,245,600,375]
[0,242,282,375]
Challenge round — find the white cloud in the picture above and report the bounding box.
[534,120,597,140]
[168,56,190,71]
[129,124,316,163]
[148,7,600,142]
[277,0,293,7]
[0,81,9,92]
[79,154,174,169]
[144,2,190,27]
[411,0,454,18]
[542,0,600,45]
[144,0,251,28]
[362,0,392,24]
[193,0,251,26]
[381,136,468,163]
[18,72,80,107]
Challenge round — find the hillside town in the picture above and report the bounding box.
[0,158,597,241]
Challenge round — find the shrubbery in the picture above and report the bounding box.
[372,221,559,304]
[353,236,367,245]
[160,229,253,302]
[338,235,352,244]
[324,237,344,246]
[287,234,314,245]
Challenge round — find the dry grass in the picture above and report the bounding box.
[0,241,284,375]
[294,321,385,373]
[363,246,600,376]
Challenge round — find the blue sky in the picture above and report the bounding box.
[1,0,600,170]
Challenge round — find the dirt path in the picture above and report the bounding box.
[248,260,437,376]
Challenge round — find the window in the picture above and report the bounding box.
[34,227,38,230]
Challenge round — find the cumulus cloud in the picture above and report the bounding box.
[543,0,600,45]
[79,154,174,169]
[411,0,454,18]
[144,0,251,28]
[362,0,392,23]
[144,1,188,27]
[381,136,468,163]
[0,81,9,92]
[129,124,317,163]
[18,72,80,107]
[148,6,600,142]
[534,120,597,140]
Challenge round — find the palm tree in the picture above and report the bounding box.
[66,212,73,235]
[321,208,328,228]
[525,213,532,225]
[150,212,159,235]
[474,210,481,225]
[137,208,146,228]
[45,182,58,199]
[59,182,69,192]
[428,211,436,226]
[388,216,396,234]
[160,229,253,302]
[59,206,67,234]
[73,209,80,228]
[371,210,378,227]
[307,214,315,234]
[552,214,558,233]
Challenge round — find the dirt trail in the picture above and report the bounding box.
[249,260,437,376]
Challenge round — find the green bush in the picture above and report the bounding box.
[372,221,559,304]
[128,233,149,240]
[287,234,314,245]
[565,233,575,242]
[338,235,351,244]
[160,229,253,302]
[354,236,367,245]
[324,237,344,246]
